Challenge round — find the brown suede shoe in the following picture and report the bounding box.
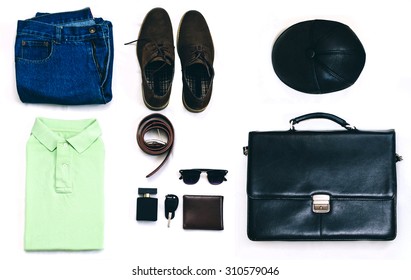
[177,10,214,113]
[137,8,174,110]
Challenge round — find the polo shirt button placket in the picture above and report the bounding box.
[56,141,72,193]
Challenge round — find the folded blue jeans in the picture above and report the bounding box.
[15,8,114,105]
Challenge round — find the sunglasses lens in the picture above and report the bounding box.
[180,170,201,185]
[207,170,227,185]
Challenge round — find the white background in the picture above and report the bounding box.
[1,0,410,279]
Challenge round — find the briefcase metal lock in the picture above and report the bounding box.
[312,194,330,214]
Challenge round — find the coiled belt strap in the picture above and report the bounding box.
[137,113,174,178]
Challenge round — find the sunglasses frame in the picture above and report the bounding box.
[179,169,228,185]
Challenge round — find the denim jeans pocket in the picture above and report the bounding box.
[20,40,52,61]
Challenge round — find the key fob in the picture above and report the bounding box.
[165,194,179,220]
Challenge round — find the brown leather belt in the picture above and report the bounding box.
[137,113,174,178]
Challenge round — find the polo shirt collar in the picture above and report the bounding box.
[31,118,101,153]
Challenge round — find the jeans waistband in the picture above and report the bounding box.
[16,7,111,42]
[31,7,93,24]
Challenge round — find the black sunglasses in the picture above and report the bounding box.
[179,169,228,185]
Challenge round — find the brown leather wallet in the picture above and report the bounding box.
[183,195,224,230]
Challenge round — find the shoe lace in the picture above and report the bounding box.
[125,38,174,74]
[153,42,173,65]
[188,46,212,77]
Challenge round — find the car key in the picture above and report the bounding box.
[165,194,179,227]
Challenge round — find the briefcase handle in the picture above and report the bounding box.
[290,112,356,130]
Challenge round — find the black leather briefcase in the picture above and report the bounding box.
[244,113,400,241]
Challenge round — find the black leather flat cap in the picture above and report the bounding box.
[272,19,366,94]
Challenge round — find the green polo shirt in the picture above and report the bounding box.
[24,118,105,251]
